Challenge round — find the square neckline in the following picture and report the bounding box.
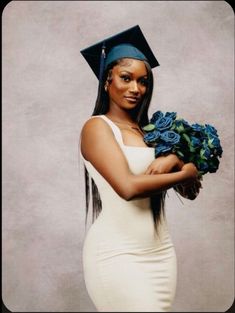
[101,115,155,150]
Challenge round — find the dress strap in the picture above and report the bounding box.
[92,115,124,147]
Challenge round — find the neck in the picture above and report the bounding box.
[106,104,137,125]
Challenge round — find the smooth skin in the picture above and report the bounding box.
[81,58,201,201]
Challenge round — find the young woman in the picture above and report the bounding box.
[80,25,201,312]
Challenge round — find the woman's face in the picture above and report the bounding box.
[106,58,148,111]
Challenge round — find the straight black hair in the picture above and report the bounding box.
[84,58,165,227]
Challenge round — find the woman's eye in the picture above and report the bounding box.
[139,78,148,86]
[120,75,130,82]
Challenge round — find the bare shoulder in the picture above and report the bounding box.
[81,116,115,160]
[82,116,108,132]
[81,116,113,141]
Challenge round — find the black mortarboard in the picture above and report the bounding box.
[80,25,159,81]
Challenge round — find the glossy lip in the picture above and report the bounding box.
[124,96,140,103]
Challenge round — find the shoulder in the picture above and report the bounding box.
[80,116,116,158]
[81,116,112,139]
[82,116,107,131]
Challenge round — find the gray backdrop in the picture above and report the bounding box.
[2,1,234,312]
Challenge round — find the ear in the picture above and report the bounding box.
[104,81,109,92]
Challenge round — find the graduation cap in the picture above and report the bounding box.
[80,25,159,81]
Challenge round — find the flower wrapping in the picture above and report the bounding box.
[142,111,223,175]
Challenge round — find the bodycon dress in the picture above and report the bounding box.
[81,115,177,312]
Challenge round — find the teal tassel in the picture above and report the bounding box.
[99,42,106,82]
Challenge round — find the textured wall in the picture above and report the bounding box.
[2,1,234,312]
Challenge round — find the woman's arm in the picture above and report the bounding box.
[145,154,184,175]
[80,118,199,201]
[144,155,202,200]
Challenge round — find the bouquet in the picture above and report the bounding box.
[142,111,223,176]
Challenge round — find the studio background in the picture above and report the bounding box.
[2,1,234,312]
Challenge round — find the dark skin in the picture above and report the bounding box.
[81,58,201,201]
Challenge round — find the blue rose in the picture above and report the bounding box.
[191,124,207,139]
[155,116,173,131]
[191,123,204,132]
[188,136,202,153]
[205,124,218,136]
[207,133,221,150]
[197,161,209,174]
[160,130,181,145]
[155,143,172,156]
[165,112,177,120]
[200,142,211,160]
[172,119,191,133]
[150,111,164,123]
[191,136,202,149]
[214,145,223,158]
[143,130,161,145]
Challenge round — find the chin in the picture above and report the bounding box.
[124,100,139,109]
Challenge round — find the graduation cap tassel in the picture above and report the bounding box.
[98,42,106,82]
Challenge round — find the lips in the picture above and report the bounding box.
[124,96,140,103]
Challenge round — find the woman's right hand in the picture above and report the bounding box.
[145,154,184,175]
[181,162,199,182]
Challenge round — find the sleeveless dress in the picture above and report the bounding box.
[81,115,177,312]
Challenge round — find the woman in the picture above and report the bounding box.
[80,25,201,312]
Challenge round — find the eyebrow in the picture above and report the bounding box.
[119,70,148,77]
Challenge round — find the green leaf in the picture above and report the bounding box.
[189,145,196,153]
[200,149,207,160]
[182,133,191,144]
[208,138,214,149]
[142,123,155,132]
[176,150,184,158]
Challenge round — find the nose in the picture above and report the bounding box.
[129,80,140,94]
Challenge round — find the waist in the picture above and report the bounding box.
[85,210,169,246]
[83,220,174,266]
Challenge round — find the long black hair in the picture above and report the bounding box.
[84,58,165,227]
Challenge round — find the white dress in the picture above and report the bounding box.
[81,115,177,312]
